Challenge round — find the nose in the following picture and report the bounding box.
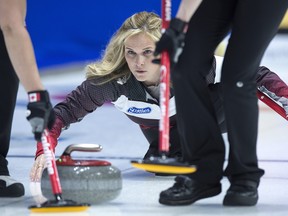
[135,55,145,67]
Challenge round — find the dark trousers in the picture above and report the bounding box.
[0,30,19,175]
[173,0,288,184]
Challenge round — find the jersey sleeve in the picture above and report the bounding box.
[256,66,288,111]
[256,66,288,98]
[54,78,122,127]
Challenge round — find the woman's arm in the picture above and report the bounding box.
[54,78,119,126]
[176,0,203,22]
[256,66,288,113]
[256,66,288,98]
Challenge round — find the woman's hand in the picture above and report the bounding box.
[30,154,46,182]
[31,116,63,181]
[30,154,48,204]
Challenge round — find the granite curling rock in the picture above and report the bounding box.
[41,143,122,204]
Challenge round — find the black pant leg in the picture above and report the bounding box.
[209,83,226,133]
[0,30,19,175]
[173,0,287,184]
[171,0,234,184]
[221,0,288,183]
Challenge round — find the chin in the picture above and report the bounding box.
[135,76,146,82]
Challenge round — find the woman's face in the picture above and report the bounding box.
[124,33,160,86]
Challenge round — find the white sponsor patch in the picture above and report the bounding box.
[112,95,176,120]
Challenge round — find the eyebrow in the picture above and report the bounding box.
[125,46,154,51]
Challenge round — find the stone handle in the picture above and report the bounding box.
[62,143,103,156]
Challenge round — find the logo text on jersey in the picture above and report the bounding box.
[127,107,152,114]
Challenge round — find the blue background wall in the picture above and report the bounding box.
[26,0,180,71]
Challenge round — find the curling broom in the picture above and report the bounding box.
[131,0,196,174]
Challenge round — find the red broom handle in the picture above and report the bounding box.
[257,89,288,120]
[161,0,171,29]
[41,129,63,195]
[159,0,171,153]
[159,52,170,153]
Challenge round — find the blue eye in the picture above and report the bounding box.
[127,50,136,56]
[143,50,153,55]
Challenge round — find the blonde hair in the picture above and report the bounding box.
[86,11,161,83]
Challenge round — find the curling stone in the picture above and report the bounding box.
[41,144,122,204]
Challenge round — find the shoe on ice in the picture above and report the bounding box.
[159,175,221,205]
[0,175,25,197]
[223,180,258,206]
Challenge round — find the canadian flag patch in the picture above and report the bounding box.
[28,93,40,102]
